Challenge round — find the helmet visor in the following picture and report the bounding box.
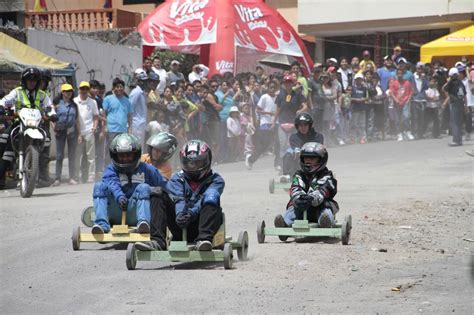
[182,159,208,173]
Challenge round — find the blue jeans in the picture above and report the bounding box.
[55,130,78,181]
[395,103,411,133]
[283,205,335,227]
[93,181,151,232]
[450,103,464,144]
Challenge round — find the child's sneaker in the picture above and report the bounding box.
[137,221,150,234]
[318,211,333,228]
[274,214,288,228]
[359,137,366,144]
[135,240,164,251]
[91,224,104,235]
[406,131,415,140]
[196,240,212,251]
[397,133,404,142]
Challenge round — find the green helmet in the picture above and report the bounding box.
[109,133,142,174]
[146,132,178,164]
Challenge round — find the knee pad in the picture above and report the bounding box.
[135,183,151,200]
[319,208,335,224]
[93,181,108,198]
[203,190,220,206]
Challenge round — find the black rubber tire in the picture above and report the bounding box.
[223,243,233,270]
[237,231,249,261]
[257,220,266,244]
[278,235,289,242]
[72,227,80,250]
[20,145,39,198]
[126,243,137,270]
[341,215,352,245]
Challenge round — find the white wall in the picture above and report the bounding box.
[27,28,141,91]
[299,0,473,25]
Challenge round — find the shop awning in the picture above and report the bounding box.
[420,24,474,64]
[0,32,74,74]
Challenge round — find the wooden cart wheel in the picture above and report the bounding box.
[268,178,275,194]
[126,243,137,270]
[81,206,95,227]
[341,215,352,245]
[257,220,266,244]
[72,227,81,250]
[223,243,233,270]
[237,231,249,261]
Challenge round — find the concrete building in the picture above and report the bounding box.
[298,0,473,64]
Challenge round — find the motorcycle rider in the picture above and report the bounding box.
[274,142,338,228]
[281,113,324,181]
[0,67,55,189]
[141,132,177,179]
[91,133,168,235]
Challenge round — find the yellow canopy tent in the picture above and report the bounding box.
[420,24,474,66]
[0,32,72,72]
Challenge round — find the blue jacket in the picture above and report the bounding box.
[167,171,225,216]
[102,162,168,203]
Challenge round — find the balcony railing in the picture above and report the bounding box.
[25,9,143,34]
[25,9,115,32]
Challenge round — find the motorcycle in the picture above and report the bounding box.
[8,108,47,197]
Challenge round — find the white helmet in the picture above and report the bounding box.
[448,67,459,77]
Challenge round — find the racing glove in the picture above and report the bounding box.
[309,190,325,207]
[175,211,196,229]
[294,194,314,210]
[118,196,128,211]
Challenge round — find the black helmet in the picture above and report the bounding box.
[41,69,52,82]
[294,112,313,129]
[299,142,328,175]
[109,133,142,174]
[180,140,212,181]
[146,132,177,164]
[21,67,41,90]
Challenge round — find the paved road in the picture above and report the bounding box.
[1,138,472,313]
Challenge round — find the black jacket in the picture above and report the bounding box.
[289,128,324,149]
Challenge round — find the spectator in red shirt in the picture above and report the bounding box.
[389,68,414,141]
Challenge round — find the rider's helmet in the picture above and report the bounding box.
[146,132,177,165]
[21,67,41,90]
[299,142,328,175]
[180,140,212,181]
[294,112,313,129]
[109,133,142,174]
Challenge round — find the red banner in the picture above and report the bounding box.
[139,0,313,76]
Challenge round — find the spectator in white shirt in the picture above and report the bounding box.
[74,81,99,183]
[188,64,209,84]
[151,56,167,95]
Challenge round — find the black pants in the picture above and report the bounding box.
[411,101,425,139]
[282,152,298,176]
[0,123,17,182]
[249,128,276,165]
[312,108,324,134]
[424,107,440,138]
[149,192,222,247]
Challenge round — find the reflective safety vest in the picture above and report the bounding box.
[15,87,46,112]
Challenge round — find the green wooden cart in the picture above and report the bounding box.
[126,214,249,270]
[257,210,352,245]
[268,178,291,194]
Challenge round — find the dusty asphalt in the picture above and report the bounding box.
[1,138,473,314]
